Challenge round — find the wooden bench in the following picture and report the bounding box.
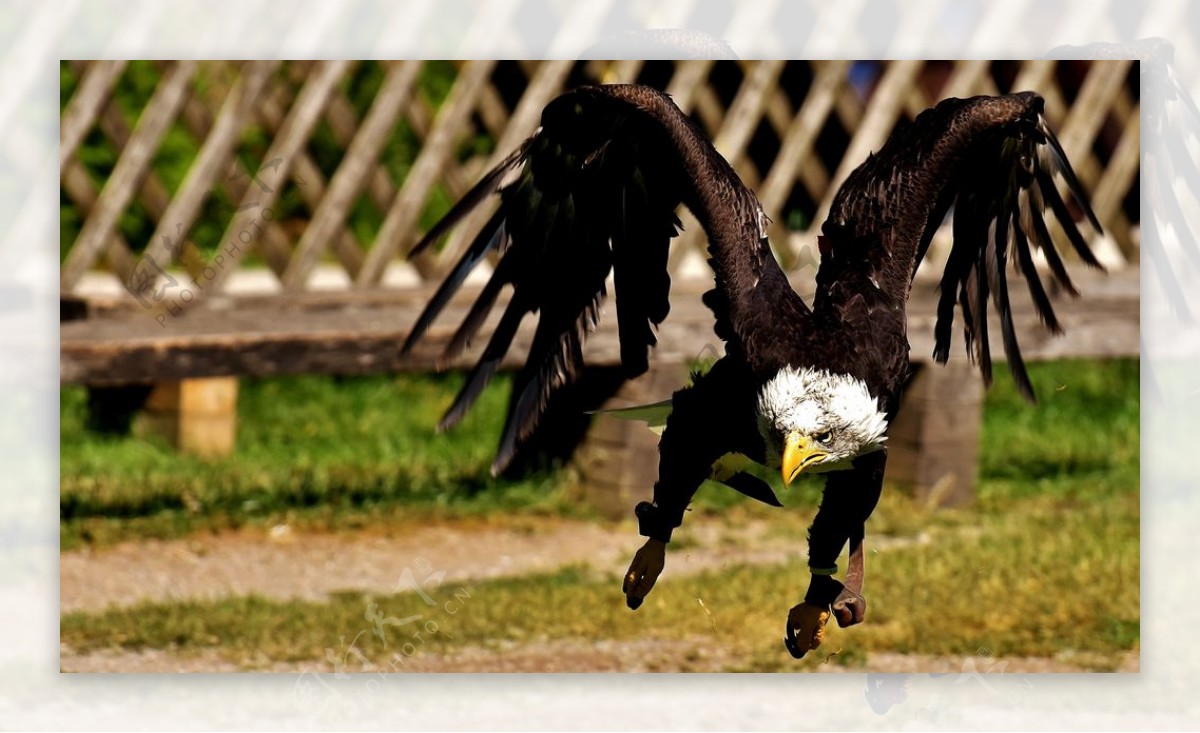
[60,267,1139,513]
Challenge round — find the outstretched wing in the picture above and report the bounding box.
[402,85,766,474]
[920,93,1104,400]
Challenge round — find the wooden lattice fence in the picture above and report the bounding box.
[60,59,1140,300]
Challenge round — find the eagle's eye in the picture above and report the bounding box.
[814,430,832,444]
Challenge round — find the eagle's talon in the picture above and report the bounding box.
[784,602,830,658]
[622,538,665,611]
[832,588,866,628]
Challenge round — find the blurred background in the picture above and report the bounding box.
[60,60,1139,673]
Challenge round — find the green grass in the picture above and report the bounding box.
[978,358,1139,506]
[60,373,584,550]
[60,359,1138,669]
[60,359,1139,549]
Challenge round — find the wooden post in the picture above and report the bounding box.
[136,378,239,457]
[883,361,983,507]
[572,363,690,519]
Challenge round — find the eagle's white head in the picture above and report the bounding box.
[756,366,889,484]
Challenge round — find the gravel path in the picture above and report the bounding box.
[61,515,822,614]
[62,519,635,613]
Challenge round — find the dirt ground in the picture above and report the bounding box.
[60,516,815,614]
[59,516,1136,674]
[61,513,940,614]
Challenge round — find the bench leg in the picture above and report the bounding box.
[883,362,983,507]
[136,377,239,457]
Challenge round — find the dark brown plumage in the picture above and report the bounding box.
[401,84,1101,656]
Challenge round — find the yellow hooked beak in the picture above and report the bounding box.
[782,431,828,486]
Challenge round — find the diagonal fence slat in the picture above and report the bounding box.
[475,82,512,140]
[284,60,422,290]
[1056,62,1132,190]
[1011,59,1057,98]
[61,60,198,290]
[66,61,207,285]
[60,60,127,169]
[400,92,475,203]
[327,86,401,213]
[716,60,787,173]
[832,70,866,134]
[665,59,715,109]
[206,59,354,293]
[357,60,498,286]
[253,70,366,279]
[135,61,280,289]
[760,60,850,243]
[938,58,994,101]
[1057,59,1133,162]
[95,66,188,218]
[1089,105,1141,259]
[165,62,307,284]
[61,160,138,283]
[1046,59,1135,257]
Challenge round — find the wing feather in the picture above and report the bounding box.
[992,211,1034,399]
[399,210,507,356]
[1012,205,1061,334]
[403,86,688,473]
[1035,165,1104,269]
[924,96,1102,401]
[407,139,532,259]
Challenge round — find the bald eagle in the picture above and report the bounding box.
[401,84,1101,658]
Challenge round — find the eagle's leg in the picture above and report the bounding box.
[785,450,885,658]
[833,524,868,627]
[622,359,761,610]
